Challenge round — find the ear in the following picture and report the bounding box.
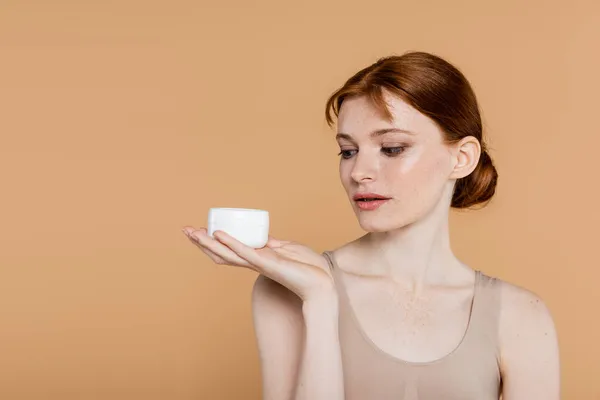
[449,136,481,180]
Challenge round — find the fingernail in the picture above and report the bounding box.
[181,228,188,236]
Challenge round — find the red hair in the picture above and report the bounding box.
[325,51,498,209]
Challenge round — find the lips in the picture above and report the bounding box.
[352,192,391,201]
[352,192,392,211]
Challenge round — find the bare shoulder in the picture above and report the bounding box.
[495,278,560,399]
[251,275,304,329]
[326,237,372,275]
[496,279,557,340]
[252,274,302,310]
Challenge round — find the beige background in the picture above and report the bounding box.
[1,1,598,399]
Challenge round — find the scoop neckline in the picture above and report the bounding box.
[323,250,481,367]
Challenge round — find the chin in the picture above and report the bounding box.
[355,212,410,233]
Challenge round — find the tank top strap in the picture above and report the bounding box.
[323,251,501,354]
[465,271,502,356]
[322,250,343,295]
[322,250,335,273]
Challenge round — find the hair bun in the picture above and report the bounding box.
[451,149,498,209]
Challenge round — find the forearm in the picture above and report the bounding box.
[293,295,345,400]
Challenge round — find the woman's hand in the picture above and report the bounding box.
[181,227,335,302]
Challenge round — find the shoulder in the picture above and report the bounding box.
[251,276,304,347]
[252,274,301,305]
[325,237,373,276]
[251,275,303,319]
[480,275,560,397]
[477,272,555,330]
[495,278,557,341]
[493,277,560,380]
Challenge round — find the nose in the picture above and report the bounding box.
[350,153,377,183]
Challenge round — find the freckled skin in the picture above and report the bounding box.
[333,92,476,362]
[330,93,560,400]
[247,82,559,399]
[337,94,456,233]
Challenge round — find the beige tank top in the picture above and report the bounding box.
[322,251,502,400]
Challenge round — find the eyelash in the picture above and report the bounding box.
[337,146,407,159]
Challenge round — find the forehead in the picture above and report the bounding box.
[337,93,437,138]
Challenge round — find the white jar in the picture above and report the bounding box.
[207,208,270,248]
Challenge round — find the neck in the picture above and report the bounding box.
[358,197,468,294]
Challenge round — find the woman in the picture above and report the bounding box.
[182,51,560,400]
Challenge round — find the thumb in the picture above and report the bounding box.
[265,236,290,248]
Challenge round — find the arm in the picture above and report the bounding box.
[252,275,303,400]
[252,275,345,400]
[498,282,561,400]
[182,228,343,400]
[294,292,344,400]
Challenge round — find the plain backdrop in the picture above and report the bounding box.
[1,0,598,399]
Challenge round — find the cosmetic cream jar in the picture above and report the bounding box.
[207,208,270,248]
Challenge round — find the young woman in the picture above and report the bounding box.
[182,51,560,400]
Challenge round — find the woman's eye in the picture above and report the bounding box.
[338,147,406,159]
[338,149,357,159]
[382,146,406,156]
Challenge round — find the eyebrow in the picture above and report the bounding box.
[335,128,415,141]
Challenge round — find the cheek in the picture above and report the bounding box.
[339,162,353,188]
[388,152,451,205]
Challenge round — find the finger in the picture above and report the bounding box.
[213,230,277,271]
[181,226,197,237]
[191,229,253,268]
[214,232,302,287]
[182,226,208,241]
[266,236,290,248]
[183,227,239,264]
[192,239,227,263]
[182,227,224,262]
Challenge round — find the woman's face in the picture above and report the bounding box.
[336,92,459,232]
